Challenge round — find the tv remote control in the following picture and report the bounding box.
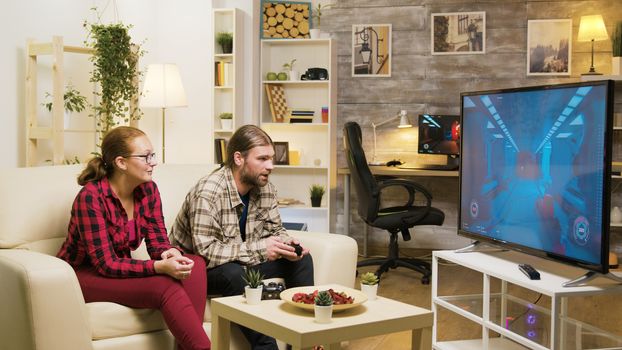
[519,264,540,280]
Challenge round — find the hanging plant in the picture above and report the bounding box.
[84,12,144,137]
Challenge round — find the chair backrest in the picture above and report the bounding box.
[343,121,379,222]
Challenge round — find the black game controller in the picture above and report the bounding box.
[386,159,403,167]
[262,281,285,300]
[289,242,303,256]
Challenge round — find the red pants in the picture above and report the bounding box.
[75,254,211,350]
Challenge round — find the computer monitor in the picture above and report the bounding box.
[459,80,614,280]
[416,114,460,169]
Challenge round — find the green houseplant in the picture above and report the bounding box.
[612,21,622,75]
[360,272,379,300]
[309,184,325,207]
[242,267,264,305]
[282,59,298,80]
[218,112,233,130]
[216,31,233,54]
[313,290,333,323]
[42,84,88,129]
[84,13,144,139]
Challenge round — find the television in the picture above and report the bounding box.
[415,114,461,170]
[459,80,614,278]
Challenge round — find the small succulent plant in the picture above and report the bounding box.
[242,267,264,289]
[360,272,379,285]
[314,290,333,306]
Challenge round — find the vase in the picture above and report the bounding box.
[360,283,378,300]
[221,42,232,54]
[244,286,263,305]
[311,197,322,207]
[612,206,622,224]
[289,70,299,81]
[310,29,321,39]
[314,304,333,323]
[613,57,622,75]
[220,118,233,130]
[64,111,70,130]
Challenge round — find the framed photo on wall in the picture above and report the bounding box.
[431,12,485,55]
[274,142,290,165]
[352,24,392,77]
[527,19,572,76]
[261,1,311,39]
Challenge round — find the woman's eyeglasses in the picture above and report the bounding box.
[126,153,157,164]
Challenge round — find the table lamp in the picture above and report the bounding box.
[577,15,609,75]
[141,63,187,163]
[370,110,412,165]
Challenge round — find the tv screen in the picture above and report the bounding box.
[418,114,460,156]
[459,80,614,273]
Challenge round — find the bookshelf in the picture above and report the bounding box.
[259,38,337,232]
[212,8,242,163]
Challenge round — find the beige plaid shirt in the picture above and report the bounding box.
[169,166,289,269]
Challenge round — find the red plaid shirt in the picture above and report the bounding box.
[57,177,173,277]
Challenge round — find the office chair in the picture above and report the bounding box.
[343,121,445,284]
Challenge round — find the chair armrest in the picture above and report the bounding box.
[287,231,358,288]
[0,250,93,350]
[377,178,432,208]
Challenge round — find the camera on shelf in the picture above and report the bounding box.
[261,281,286,300]
[301,67,328,81]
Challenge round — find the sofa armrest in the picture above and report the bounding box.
[287,231,358,288]
[0,250,93,350]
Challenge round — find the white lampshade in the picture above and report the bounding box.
[577,15,609,42]
[141,64,187,108]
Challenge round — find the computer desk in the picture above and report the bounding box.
[338,166,459,256]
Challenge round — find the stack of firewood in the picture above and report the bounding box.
[262,2,310,39]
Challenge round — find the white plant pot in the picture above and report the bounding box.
[310,29,321,39]
[613,57,622,76]
[314,304,333,323]
[361,283,378,300]
[220,118,233,130]
[244,286,263,305]
[289,70,299,81]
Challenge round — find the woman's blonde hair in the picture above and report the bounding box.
[77,126,146,185]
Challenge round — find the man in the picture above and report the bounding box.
[169,125,314,350]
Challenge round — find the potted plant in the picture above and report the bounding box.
[242,267,264,305]
[218,112,233,130]
[309,184,325,207]
[42,84,88,129]
[311,2,333,39]
[282,59,298,81]
[360,272,379,300]
[84,14,144,139]
[216,32,233,54]
[612,21,622,75]
[313,290,333,323]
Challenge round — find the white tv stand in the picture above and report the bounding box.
[432,249,622,350]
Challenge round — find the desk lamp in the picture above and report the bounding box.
[578,15,609,75]
[141,63,187,163]
[370,110,412,165]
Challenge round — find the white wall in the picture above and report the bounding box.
[0,0,259,168]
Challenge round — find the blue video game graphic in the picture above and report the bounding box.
[460,84,608,265]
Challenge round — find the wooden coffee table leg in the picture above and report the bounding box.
[211,313,231,350]
[411,326,432,350]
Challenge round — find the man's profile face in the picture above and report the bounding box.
[239,145,275,188]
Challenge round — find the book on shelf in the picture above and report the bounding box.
[214,61,233,87]
[290,115,314,123]
[214,138,227,164]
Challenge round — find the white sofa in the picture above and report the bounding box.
[0,164,358,350]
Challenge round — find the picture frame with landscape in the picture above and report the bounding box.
[431,12,485,55]
[527,19,572,76]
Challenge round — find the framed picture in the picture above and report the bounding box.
[261,1,311,39]
[352,24,392,77]
[431,12,485,55]
[274,142,290,165]
[527,19,572,76]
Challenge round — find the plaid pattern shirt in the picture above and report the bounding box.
[56,177,173,277]
[169,166,289,269]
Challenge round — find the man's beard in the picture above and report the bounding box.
[240,165,269,188]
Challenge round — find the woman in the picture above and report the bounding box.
[57,126,211,350]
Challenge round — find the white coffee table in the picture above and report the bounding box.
[210,284,432,350]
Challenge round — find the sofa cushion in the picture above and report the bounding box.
[88,302,168,340]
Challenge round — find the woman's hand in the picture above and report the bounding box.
[161,248,182,260]
[154,255,195,280]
